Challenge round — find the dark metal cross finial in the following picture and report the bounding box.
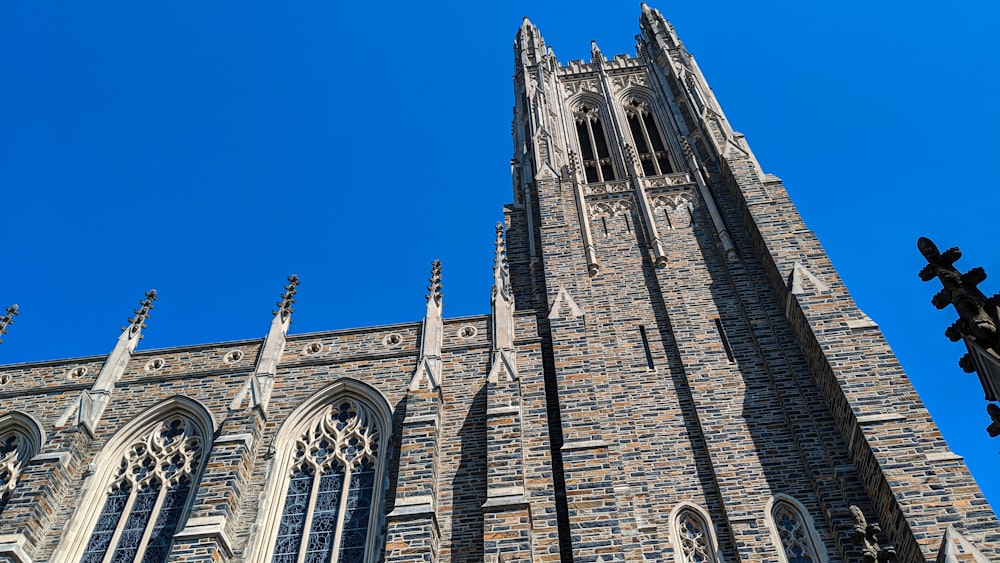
[918,236,1000,436]
[0,304,19,345]
[273,275,300,323]
[123,290,157,339]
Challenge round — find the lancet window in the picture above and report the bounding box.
[574,105,616,183]
[623,98,673,176]
[79,416,205,563]
[271,399,383,563]
[671,504,720,563]
[0,414,43,515]
[769,497,823,563]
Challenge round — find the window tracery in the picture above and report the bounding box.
[0,414,43,515]
[271,399,381,563]
[574,105,617,183]
[623,98,673,176]
[768,496,823,563]
[79,417,204,563]
[0,433,23,514]
[670,504,720,563]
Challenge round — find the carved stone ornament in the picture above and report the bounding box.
[562,78,600,96]
[589,199,635,220]
[0,304,19,345]
[849,505,897,562]
[918,237,1000,405]
[651,192,694,211]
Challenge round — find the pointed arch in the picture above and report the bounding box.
[765,494,828,563]
[568,93,618,183]
[0,411,46,514]
[618,87,676,176]
[669,502,722,563]
[249,378,393,563]
[51,396,216,563]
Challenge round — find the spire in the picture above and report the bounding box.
[516,15,546,67]
[121,290,157,343]
[411,261,444,391]
[493,222,513,305]
[489,224,517,383]
[230,275,300,412]
[590,39,605,63]
[274,274,299,324]
[0,304,18,345]
[78,289,157,432]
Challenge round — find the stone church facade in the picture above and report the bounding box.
[0,5,997,562]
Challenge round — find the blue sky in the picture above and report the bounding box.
[2,2,998,511]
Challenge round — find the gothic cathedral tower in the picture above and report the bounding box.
[506,4,998,562]
[0,5,997,563]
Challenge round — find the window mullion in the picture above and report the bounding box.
[296,467,323,563]
[329,463,354,563]
[100,488,140,563]
[638,114,660,175]
[130,481,170,563]
[584,117,602,182]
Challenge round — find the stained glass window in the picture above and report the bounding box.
[79,417,204,563]
[672,506,719,563]
[272,399,381,563]
[771,499,821,563]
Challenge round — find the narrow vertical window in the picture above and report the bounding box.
[713,318,735,363]
[767,496,825,563]
[574,105,616,183]
[271,399,382,563]
[639,325,655,370]
[670,504,720,563]
[624,98,673,176]
[79,417,204,563]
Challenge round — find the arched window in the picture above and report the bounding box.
[623,98,673,176]
[0,412,44,514]
[574,105,616,183]
[670,503,720,563]
[51,397,214,563]
[252,381,391,563]
[766,495,826,563]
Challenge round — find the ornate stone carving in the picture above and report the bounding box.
[611,73,647,91]
[589,198,636,220]
[0,433,22,512]
[850,505,897,562]
[650,192,694,211]
[585,181,630,196]
[411,260,444,391]
[0,304,18,345]
[122,290,157,340]
[562,78,600,96]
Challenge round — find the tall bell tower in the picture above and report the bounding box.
[506,4,999,562]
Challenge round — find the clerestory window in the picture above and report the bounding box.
[79,416,206,563]
[253,385,390,563]
[574,105,616,183]
[272,400,380,563]
[623,98,673,176]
